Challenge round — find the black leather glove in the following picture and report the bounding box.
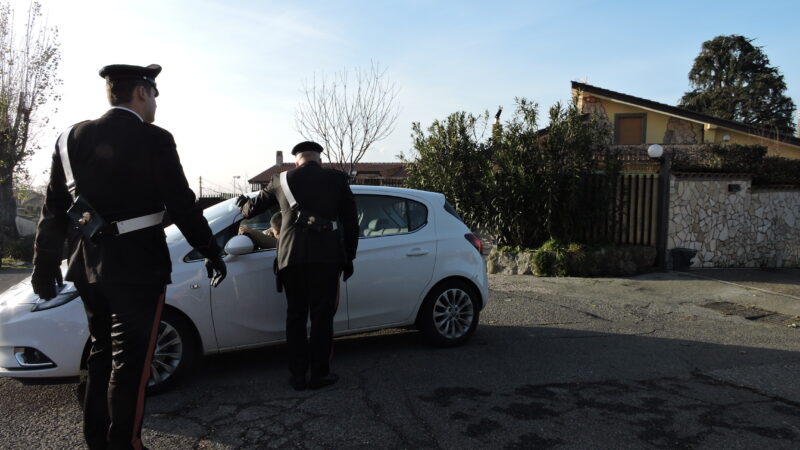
[205,256,227,288]
[341,260,354,282]
[235,195,249,209]
[31,265,64,300]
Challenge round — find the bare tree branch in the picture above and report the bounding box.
[295,62,400,176]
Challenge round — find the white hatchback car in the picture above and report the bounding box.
[0,186,488,392]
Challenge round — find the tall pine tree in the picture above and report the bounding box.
[680,35,796,135]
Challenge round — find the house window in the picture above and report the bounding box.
[615,114,647,145]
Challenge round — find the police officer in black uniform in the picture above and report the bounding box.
[238,141,358,390]
[31,64,226,450]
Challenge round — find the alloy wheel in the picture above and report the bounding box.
[432,288,475,340]
[149,321,183,387]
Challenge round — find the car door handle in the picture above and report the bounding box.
[406,248,429,257]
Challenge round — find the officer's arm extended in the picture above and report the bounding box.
[154,132,226,286]
[237,179,279,219]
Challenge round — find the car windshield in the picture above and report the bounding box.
[165,198,240,244]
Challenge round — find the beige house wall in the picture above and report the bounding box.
[575,91,800,159]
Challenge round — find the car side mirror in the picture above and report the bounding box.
[225,235,255,256]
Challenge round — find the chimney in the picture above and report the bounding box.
[276,150,283,165]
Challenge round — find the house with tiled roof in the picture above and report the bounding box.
[247,151,407,191]
[572,81,800,159]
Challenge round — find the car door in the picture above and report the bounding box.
[346,194,436,329]
[209,210,348,350]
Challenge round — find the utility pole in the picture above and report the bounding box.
[232,176,241,195]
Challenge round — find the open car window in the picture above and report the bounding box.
[184,207,279,261]
[240,208,277,232]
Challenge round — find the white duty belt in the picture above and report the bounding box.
[58,127,165,235]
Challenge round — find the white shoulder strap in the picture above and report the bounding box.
[58,126,75,194]
[279,171,297,208]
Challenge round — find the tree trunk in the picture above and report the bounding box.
[0,171,20,246]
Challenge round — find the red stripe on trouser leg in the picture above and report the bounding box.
[130,290,166,450]
[330,275,341,365]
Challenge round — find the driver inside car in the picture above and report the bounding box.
[239,211,282,249]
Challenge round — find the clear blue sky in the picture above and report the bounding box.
[26,0,800,194]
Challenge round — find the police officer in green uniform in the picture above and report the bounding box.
[238,141,358,390]
[31,64,226,450]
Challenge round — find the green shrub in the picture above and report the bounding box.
[669,144,800,187]
[753,156,800,186]
[532,249,555,276]
[3,235,35,263]
[496,245,527,255]
[532,239,592,276]
[671,144,766,173]
[565,243,594,276]
[404,97,619,249]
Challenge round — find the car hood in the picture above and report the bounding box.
[0,262,70,307]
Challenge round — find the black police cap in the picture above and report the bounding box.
[99,64,161,96]
[291,141,324,155]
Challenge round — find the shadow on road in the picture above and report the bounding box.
[135,324,800,448]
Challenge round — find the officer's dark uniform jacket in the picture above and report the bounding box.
[33,108,219,285]
[241,161,358,271]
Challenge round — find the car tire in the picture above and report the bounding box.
[74,309,198,402]
[146,309,199,395]
[418,280,480,347]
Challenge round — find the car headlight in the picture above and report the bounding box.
[30,282,80,312]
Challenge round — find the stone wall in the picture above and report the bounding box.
[580,99,611,130]
[668,176,800,268]
[663,117,703,144]
[486,246,656,276]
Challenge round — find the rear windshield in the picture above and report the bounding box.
[443,200,464,224]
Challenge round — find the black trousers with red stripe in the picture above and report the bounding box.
[280,264,340,379]
[76,281,165,450]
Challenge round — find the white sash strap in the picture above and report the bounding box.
[279,171,297,208]
[58,124,164,236]
[279,170,339,232]
[58,126,75,193]
[114,211,165,235]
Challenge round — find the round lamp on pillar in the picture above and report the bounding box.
[647,144,664,159]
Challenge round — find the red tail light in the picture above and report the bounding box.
[464,233,483,255]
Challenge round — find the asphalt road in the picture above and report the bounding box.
[1,269,799,449]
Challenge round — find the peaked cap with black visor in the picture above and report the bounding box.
[99,64,161,97]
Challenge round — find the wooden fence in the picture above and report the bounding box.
[583,172,662,246]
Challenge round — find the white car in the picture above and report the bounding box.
[0,186,488,392]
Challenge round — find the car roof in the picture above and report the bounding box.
[349,184,444,201]
[246,185,445,203]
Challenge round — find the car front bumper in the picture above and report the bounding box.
[0,297,88,379]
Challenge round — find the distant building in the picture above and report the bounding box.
[247,151,407,191]
[573,81,800,159]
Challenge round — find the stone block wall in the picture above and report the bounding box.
[663,117,703,144]
[668,176,800,268]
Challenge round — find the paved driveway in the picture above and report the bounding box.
[1,268,799,449]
